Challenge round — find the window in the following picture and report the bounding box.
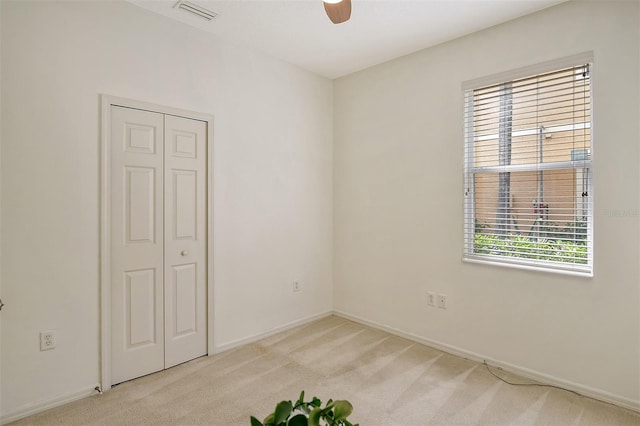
[463,58,593,275]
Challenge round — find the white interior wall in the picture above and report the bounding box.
[333,0,639,408]
[0,0,332,419]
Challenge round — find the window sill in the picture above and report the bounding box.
[463,255,593,278]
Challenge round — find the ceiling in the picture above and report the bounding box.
[129,0,567,79]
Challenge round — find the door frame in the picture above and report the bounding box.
[99,95,214,390]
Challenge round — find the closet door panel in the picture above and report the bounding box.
[163,114,207,368]
[111,106,164,385]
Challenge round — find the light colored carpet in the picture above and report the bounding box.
[11,315,640,425]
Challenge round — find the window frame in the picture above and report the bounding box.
[462,53,594,277]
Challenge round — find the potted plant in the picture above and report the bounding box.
[250,391,358,426]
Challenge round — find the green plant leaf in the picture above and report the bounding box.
[263,413,275,426]
[274,401,293,425]
[295,391,305,406]
[287,414,308,426]
[250,416,264,426]
[308,407,322,426]
[310,397,322,408]
[333,401,353,421]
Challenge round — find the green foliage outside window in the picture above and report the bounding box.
[474,218,588,265]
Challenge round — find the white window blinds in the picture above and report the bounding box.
[463,62,593,275]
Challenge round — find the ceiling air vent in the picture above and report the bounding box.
[174,1,218,21]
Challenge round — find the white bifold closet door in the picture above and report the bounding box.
[110,106,207,385]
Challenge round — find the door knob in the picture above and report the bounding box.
[181,250,188,256]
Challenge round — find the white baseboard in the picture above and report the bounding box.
[0,384,100,425]
[333,310,640,413]
[212,310,333,354]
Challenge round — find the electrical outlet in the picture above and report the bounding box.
[292,281,301,292]
[437,294,448,309]
[427,291,436,307]
[40,330,56,351]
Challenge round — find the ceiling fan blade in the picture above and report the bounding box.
[323,0,351,24]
